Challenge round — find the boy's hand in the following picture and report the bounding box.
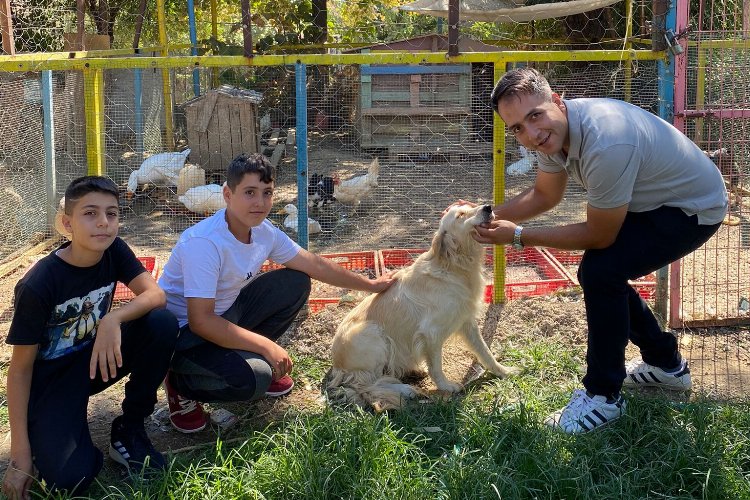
[368,271,397,293]
[265,343,293,381]
[2,455,34,500]
[90,315,123,382]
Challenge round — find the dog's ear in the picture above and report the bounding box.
[431,229,456,263]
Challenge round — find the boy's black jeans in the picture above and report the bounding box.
[169,268,311,403]
[579,206,720,398]
[27,308,178,494]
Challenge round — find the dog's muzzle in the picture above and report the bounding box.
[480,205,493,223]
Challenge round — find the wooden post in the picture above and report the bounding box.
[0,0,15,55]
[744,0,749,35]
[448,0,459,57]
[652,0,668,51]
[211,0,219,87]
[76,0,85,50]
[241,0,253,58]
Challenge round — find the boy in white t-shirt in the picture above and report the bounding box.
[159,153,395,433]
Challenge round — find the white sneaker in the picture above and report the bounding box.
[623,358,692,391]
[544,389,626,434]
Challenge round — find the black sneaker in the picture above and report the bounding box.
[109,415,166,476]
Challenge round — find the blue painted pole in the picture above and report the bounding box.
[187,0,200,96]
[134,68,144,157]
[41,71,57,230]
[295,62,309,249]
[658,5,676,122]
[655,0,678,324]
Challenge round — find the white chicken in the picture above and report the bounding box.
[176,163,206,196]
[127,149,191,197]
[178,183,226,216]
[332,158,379,206]
[279,203,322,234]
[506,146,537,176]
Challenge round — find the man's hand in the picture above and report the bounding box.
[89,315,123,382]
[2,455,34,500]
[472,219,517,246]
[265,343,293,381]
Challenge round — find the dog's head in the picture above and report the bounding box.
[430,204,493,266]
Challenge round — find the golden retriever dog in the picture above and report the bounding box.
[326,203,518,410]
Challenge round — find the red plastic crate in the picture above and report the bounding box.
[541,248,656,300]
[261,251,380,313]
[113,256,159,303]
[378,246,571,301]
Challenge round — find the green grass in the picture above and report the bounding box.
[27,339,750,499]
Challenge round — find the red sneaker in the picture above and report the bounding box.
[164,374,208,433]
[266,375,294,397]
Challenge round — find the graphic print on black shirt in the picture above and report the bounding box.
[39,283,113,360]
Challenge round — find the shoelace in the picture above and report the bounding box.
[566,389,591,414]
[625,358,644,372]
[173,396,200,416]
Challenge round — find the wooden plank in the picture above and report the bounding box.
[217,101,232,168]
[204,101,221,171]
[458,72,470,106]
[229,101,242,159]
[371,90,463,104]
[198,91,218,133]
[0,236,61,279]
[409,74,421,108]
[361,106,470,116]
[0,0,15,55]
[238,101,255,154]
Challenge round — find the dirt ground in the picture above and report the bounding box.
[0,135,748,479]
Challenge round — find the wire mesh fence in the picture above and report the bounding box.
[0,0,748,400]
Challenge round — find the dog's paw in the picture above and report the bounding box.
[493,364,521,378]
[436,380,464,393]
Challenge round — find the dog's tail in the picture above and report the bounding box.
[324,367,421,412]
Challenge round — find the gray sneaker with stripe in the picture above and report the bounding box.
[623,358,692,390]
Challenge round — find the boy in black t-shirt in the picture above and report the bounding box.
[2,176,179,498]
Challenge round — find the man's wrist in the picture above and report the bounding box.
[512,225,524,249]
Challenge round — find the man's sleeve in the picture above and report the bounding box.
[181,237,222,299]
[584,144,639,209]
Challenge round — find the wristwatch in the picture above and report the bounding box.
[512,225,524,250]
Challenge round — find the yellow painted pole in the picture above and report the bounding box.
[624,0,634,101]
[695,47,706,144]
[211,0,219,88]
[492,62,507,304]
[157,0,175,150]
[0,49,665,73]
[83,68,105,175]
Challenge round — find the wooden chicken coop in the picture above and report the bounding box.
[184,85,262,171]
[354,35,504,162]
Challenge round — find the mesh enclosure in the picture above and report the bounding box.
[0,0,747,401]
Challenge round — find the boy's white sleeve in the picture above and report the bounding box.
[181,237,222,299]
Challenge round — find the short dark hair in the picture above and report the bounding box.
[64,176,119,214]
[490,67,553,114]
[226,152,275,190]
